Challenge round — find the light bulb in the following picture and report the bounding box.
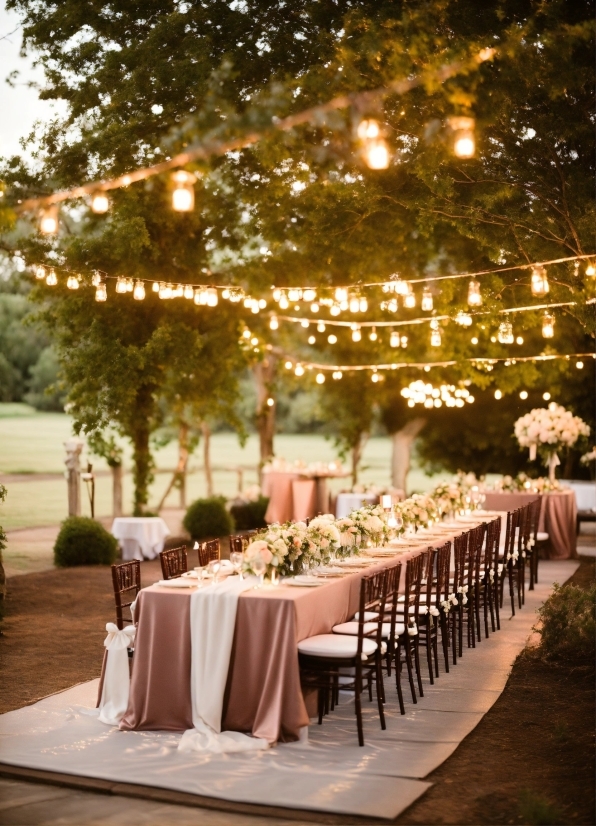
[585,262,596,276]
[577,361,584,369]
[207,288,218,307]
[35,265,46,280]
[400,335,408,348]
[66,275,79,290]
[115,277,127,294]
[152,282,160,293]
[369,326,378,341]
[403,288,416,309]
[352,327,362,342]
[349,296,360,313]
[330,304,341,316]
[279,295,289,310]
[467,279,482,306]
[371,372,381,383]
[531,265,549,296]
[455,311,473,326]
[421,289,433,312]
[310,302,319,312]
[91,193,109,213]
[335,287,348,303]
[332,371,343,380]
[272,288,281,302]
[171,170,195,212]
[285,361,293,369]
[494,390,502,400]
[497,321,514,344]
[308,335,316,344]
[359,297,368,312]
[357,119,391,169]
[542,312,555,338]
[303,289,316,302]
[288,288,301,302]
[390,331,399,347]
[317,322,326,333]
[267,397,275,407]
[133,281,145,300]
[95,282,107,302]
[40,205,59,234]
[251,299,260,314]
[543,392,551,400]
[127,278,135,292]
[295,364,305,377]
[184,285,194,299]
[46,268,57,286]
[516,336,524,345]
[328,334,337,344]
[520,390,528,400]
[250,336,259,346]
[258,299,267,309]
[269,316,279,330]
[430,329,442,347]
[449,116,476,158]
[316,372,325,384]
[300,319,309,328]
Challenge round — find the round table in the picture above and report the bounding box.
[111,517,171,561]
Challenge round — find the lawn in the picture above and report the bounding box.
[0,403,448,530]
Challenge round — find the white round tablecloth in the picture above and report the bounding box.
[111,517,171,561]
[335,493,378,519]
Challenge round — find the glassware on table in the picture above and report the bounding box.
[230,551,243,579]
[207,559,221,582]
[252,556,266,588]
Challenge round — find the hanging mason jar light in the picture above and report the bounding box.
[542,312,555,338]
[357,119,391,170]
[467,279,482,306]
[585,262,596,277]
[39,205,59,234]
[115,277,128,294]
[455,310,473,326]
[303,289,316,302]
[430,319,441,347]
[390,330,400,347]
[349,294,361,313]
[133,280,145,301]
[530,265,549,296]
[421,288,433,312]
[351,325,362,342]
[46,268,58,286]
[171,170,196,211]
[35,265,46,280]
[92,271,102,287]
[288,288,302,302]
[497,320,514,344]
[369,326,378,341]
[448,116,476,158]
[206,288,218,306]
[269,315,279,330]
[95,281,107,302]
[400,335,408,348]
[66,275,79,290]
[403,284,416,308]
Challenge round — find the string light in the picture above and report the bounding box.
[351,325,362,342]
[449,116,476,158]
[91,193,109,214]
[115,277,127,294]
[300,318,309,328]
[369,326,378,341]
[332,371,342,380]
[542,312,555,338]
[133,280,145,300]
[39,205,59,234]
[66,275,79,290]
[531,265,549,296]
[494,390,502,400]
[270,316,279,330]
[421,288,433,312]
[316,372,325,384]
[357,119,391,170]
[35,265,46,280]
[520,390,528,400]
[576,361,584,369]
[467,279,482,306]
[430,318,441,347]
[317,322,326,333]
[390,330,400,347]
[455,311,473,326]
[95,282,107,302]
[586,263,596,277]
[401,381,473,408]
[400,335,408,348]
[171,171,196,212]
[152,282,160,293]
[497,320,514,344]
[371,371,381,383]
[308,335,316,344]
[328,334,337,344]
[267,397,275,407]
[403,284,416,308]
[46,268,57,286]
[543,392,551,400]
[295,364,305,376]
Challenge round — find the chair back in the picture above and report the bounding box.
[381,559,402,638]
[229,532,257,555]
[111,560,141,630]
[503,509,519,561]
[528,496,542,542]
[484,517,501,578]
[355,568,388,658]
[402,552,425,631]
[468,524,485,589]
[422,547,438,612]
[159,545,188,580]
[197,538,220,567]
[452,531,469,594]
[435,541,452,606]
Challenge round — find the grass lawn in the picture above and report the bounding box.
[0,403,448,530]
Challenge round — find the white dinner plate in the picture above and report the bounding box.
[285,576,326,587]
[156,578,198,588]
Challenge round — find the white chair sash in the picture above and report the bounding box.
[97,623,135,726]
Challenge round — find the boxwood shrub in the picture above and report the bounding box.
[54,516,119,567]
[229,496,269,531]
[183,496,234,541]
[536,582,596,664]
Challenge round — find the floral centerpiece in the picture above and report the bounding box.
[331,516,361,557]
[514,404,590,481]
[349,503,389,546]
[495,472,561,493]
[305,515,341,565]
[398,494,439,532]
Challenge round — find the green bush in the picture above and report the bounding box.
[183,497,234,541]
[54,516,119,567]
[536,582,596,664]
[229,496,269,531]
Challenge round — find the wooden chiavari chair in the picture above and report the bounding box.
[499,509,521,618]
[419,548,441,684]
[465,524,485,647]
[298,569,388,747]
[526,496,542,590]
[484,516,502,632]
[197,538,220,567]
[229,531,257,555]
[111,560,141,630]
[159,545,188,580]
[451,532,469,662]
[392,552,426,701]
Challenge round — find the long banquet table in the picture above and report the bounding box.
[113,516,504,744]
[482,489,577,559]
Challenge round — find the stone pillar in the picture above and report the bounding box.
[64,438,85,517]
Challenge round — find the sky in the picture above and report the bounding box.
[0,2,67,158]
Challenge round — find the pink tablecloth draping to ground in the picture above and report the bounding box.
[482,490,577,560]
[118,549,424,743]
[262,472,308,524]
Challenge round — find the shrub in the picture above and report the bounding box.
[54,516,119,567]
[183,497,234,541]
[229,496,269,531]
[536,582,596,664]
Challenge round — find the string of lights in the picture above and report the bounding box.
[17,49,495,216]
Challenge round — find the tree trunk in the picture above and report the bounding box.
[253,356,277,477]
[351,432,369,486]
[178,421,189,508]
[202,421,213,498]
[112,463,123,517]
[131,387,154,515]
[391,418,426,494]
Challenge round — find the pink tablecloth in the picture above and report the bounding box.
[118,548,424,743]
[482,490,577,559]
[262,472,314,523]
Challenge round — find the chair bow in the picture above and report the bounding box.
[104,623,135,651]
[457,585,469,605]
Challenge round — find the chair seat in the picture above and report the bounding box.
[536,531,549,542]
[298,634,377,659]
[333,620,405,638]
[353,611,379,621]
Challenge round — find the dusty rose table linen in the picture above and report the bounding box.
[262,471,306,523]
[118,549,424,742]
[482,489,577,559]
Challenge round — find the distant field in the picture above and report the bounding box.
[0,404,448,530]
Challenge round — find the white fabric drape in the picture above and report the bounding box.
[178,578,269,754]
[97,623,135,726]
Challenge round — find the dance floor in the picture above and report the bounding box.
[0,560,578,821]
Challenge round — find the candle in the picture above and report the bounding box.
[381,494,392,509]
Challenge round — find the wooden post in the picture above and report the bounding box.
[64,438,84,517]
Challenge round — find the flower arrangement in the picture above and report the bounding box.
[398,494,439,532]
[580,448,596,465]
[350,503,389,546]
[495,472,561,493]
[514,404,590,480]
